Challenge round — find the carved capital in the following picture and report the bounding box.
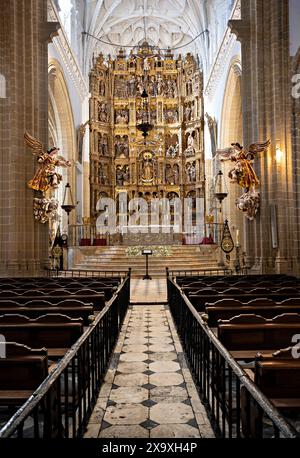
[228,19,250,42]
[41,22,60,43]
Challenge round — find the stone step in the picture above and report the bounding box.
[77,260,217,266]
[70,245,220,278]
[82,253,215,259]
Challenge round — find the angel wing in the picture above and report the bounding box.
[247,140,270,158]
[216,147,237,161]
[24,132,45,157]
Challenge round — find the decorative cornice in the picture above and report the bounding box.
[47,0,89,102]
[41,21,60,43]
[204,0,241,98]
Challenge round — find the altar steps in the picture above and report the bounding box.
[69,245,220,278]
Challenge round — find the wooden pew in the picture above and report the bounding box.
[187,286,300,296]
[0,299,94,324]
[183,283,300,294]
[176,274,295,287]
[217,314,300,361]
[189,291,300,311]
[0,314,84,359]
[205,298,300,326]
[241,347,300,438]
[0,291,105,310]
[254,348,300,410]
[0,342,48,407]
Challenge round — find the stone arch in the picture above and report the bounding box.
[48,60,78,231]
[220,58,244,248]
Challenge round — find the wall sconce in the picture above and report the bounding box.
[275,144,284,163]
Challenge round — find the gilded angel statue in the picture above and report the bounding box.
[24,132,71,193]
[217,141,270,220]
[217,141,270,191]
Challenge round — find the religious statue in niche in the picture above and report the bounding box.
[136,77,144,96]
[166,145,179,158]
[149,76,157,97]
[98,135,109,156]
[184,132,196,157]
[128,75,137,97]
[99,79,106,96]
[185,104,191,122]
[157,74,165,96]
[99,163,109,185]
[24,132,71,224]
[115,136,129,158]
[166,164,174,185]
[217,140,270,220]
[116,165,130,186]
[115,110,129,124]
[165,78,178,98]
[173,164,180,185]
[98,102,109,123]
[186,162,196,183]
[141,152,155,184]
[164,109,178,124]
[114,77,128,98]
[166,164,180,185]
[166,134,179,158]
[186,78,193,96]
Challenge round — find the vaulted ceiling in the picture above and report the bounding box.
[62,0,235,76]
[82,0,210,72]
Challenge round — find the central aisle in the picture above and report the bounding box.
[84,279,214,438]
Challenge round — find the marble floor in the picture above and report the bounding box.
[130,278,168,304]
[84,296,215,438]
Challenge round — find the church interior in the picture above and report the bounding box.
[1,0,300,443]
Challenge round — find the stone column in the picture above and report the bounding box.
[229,0,298,274]
[0,0,59,277]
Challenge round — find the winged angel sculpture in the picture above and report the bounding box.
[24,132,71,223]
[217,141,270,220]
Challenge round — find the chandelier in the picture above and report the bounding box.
[136,86,154,141]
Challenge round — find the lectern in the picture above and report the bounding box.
[142,249,152,280]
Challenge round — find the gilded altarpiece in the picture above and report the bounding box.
[89,46,205,222]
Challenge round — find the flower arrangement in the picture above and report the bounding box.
[126,246,172,257]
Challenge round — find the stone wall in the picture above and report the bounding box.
[0,0,58,276]
[229,0,299,274]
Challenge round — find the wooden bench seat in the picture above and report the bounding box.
[218,314,300,361]
[0,343,48,407]
[206,303,300,326]
[241,348,300,437]
[0,293,105,310]
[190,293,300,311]
[177,274,296,287]
[0,314,84,360]
[0,299,94,324]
